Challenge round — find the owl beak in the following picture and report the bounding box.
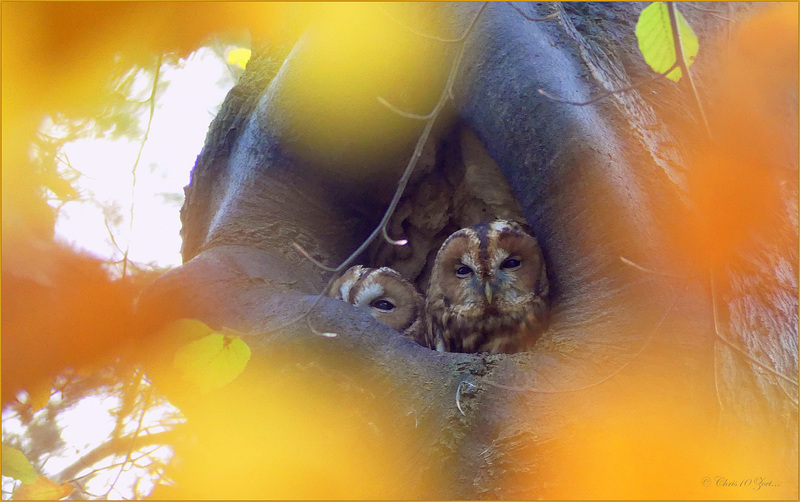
[484,282,493,304]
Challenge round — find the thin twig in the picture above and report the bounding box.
[101,207,126,256]
[382,226,409,247]
[683,3,735,22]
[709,269,799,389]
[406,409,419,428]
[377,96,435,121]
[668,3,711,139]
[66,438,175,495]
[122,55,162,279]
[304,316,338,338]
[506,2,558,22]
[56,152,93,180]
[709,276,727,412]
[776,379,800,408]
[107,385,152,496]
[539,3,714,125]
[281,4,489,337]
[619,256,688,280]
[538,62,678,107]
[456,380,475,415]
[325,1,488,270]
[375,4,471,43]
[291,242,339,272]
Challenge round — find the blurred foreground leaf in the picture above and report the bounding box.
[12,475,74,500]
[27,379,53,413]
[2,445,38,484]
[169,321,252,393]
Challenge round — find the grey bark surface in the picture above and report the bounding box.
[139,3,797,498]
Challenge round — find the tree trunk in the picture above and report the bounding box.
[138,3,797,498]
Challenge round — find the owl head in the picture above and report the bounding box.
[426,220,550,354]
[329,265,426,346]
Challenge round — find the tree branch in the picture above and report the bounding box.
[122,54,162,278]
[506,2,558,22]
[667,3,711,138]
[538,62,679,107]
[59,428,184,483]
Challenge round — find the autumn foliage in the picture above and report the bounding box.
[1,2,796,499]
[1,2,299,403]
[677,3,798,268]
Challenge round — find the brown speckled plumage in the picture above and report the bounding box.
[329,265,426,346]
[425,220,549,354]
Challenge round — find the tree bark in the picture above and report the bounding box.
[139,3,797,498]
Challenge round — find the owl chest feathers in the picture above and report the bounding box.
[431,291,548,353]
[425,220,550,354]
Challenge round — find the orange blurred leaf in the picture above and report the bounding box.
[670,3,796,268]
[12,475,73,500]
[27,380,53,412]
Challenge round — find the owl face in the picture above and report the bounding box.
[426,220,550,354]
[329,265,426,345]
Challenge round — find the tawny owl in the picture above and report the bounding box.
[425,220,550,354]
[329,265,426,346]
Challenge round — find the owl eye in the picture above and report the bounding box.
[455,265,473,278]
[371,299,395,312]
[501,257,521,270]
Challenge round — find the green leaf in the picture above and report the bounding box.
[173,332,251,393]
[2,445,38,484]
[635,2,699,82]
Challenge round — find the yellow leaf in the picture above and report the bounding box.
[173,332,251,393]
[2,445,38,484]
[226,47,252,70]
[12,475,73,500]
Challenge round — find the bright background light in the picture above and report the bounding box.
[49,46,239,272]
[1,44,242,500]
[2,380,184,500]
